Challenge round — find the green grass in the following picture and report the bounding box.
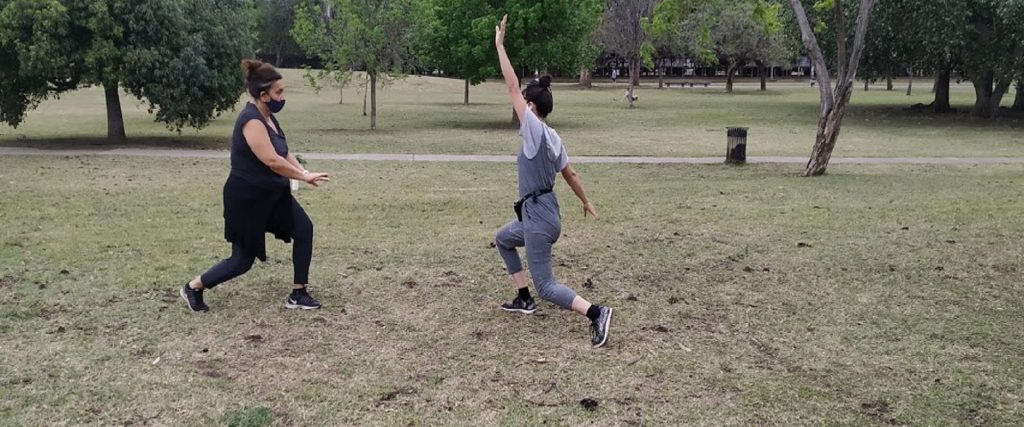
[1,156,1023,425]
[1,70,1022,158]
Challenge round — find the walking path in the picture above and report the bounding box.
[3,146,1024,165]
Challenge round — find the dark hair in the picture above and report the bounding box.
[241,59,282,98]
[522,75,553,118]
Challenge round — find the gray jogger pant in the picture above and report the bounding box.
[494,196,577,309]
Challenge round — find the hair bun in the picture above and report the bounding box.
[241,59,264,81]
[538,75,552,89]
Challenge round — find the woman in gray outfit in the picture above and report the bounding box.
[493,15,613,348]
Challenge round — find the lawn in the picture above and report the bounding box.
[1,70,1022,158]
[1,156,1023,425]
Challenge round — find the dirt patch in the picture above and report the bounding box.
[376,387,416,406]
[860,400,900,425]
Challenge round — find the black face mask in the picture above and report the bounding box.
[266,98,286,113]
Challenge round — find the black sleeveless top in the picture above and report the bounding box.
[221,103,297,261]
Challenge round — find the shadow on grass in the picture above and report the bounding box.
[843,104,1024,129]
[0,135,226,150]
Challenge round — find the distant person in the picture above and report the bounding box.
[180,59,330,312]
[492,15,614,348]
[611,68,618,83]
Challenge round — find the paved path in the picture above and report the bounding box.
[3,146,1024,165]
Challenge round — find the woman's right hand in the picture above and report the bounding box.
[301,171,330,187]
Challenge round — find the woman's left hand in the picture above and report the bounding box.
[302,171,331,187]
[583,201,599,219]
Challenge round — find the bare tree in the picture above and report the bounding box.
[600,0,658,108]
[788,0,876,177]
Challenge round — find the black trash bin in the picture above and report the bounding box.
[726,127,748,164]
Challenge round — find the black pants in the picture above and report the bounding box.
[201,202,314,288]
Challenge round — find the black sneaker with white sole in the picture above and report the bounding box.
[285,288,321,310]
[590,306,613,348]
[501,296,537,314]
[181,283,209,312]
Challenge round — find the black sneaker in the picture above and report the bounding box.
[286,288,321,310]
[590,306,613,348]
[501,296,537,314]
[180,283,208,312]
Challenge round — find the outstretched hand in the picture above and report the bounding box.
[302,172,330,187]
[583,201,599,219]
[495,14,507,47]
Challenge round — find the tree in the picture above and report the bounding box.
[960,0,1024,118]
[255,0,303,67]
[788,0,876,177]
[601,0,658,108]
[700,1,772,93]
[294,0,428,130]
[858,0,967,112]
[0,0,253,141]
[420,0,496,104]
[502,0,603,119]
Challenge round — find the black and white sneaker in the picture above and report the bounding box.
[501,296,537,314]
[285,288,321,310]
[590,306,613,348]
[180,283,208,312]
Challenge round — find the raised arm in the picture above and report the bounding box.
[495,15,527,122]
[560,165,599,219]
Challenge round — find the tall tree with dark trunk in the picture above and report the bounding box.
[960,0,1024,118]
[788,0,876,177]
[0,0,252,140]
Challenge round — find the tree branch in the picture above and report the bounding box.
[788,0,833,113]
[841,0,877,88]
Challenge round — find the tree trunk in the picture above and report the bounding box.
[578,67,592,89]
[933,70,951,113]
[906,68,913,96]
[104,83,126,142]
[1012,82,1024,111]
[725,63,736,93]
[464,79,470,104]
[362,75,369,117]
[864,78,869,91]
[627,59,640,109]
[989,79,1012,116]
[886,76,893,91]
[370,71,377,130]
[804,83,854,176]
[658,64,664,89]
[972,72,995,118]
[787,0,876,177]
[760,65,767,91]
[339,85,343,105]
[275,48,282,67]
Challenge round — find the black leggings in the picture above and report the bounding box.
[200,202,314,288]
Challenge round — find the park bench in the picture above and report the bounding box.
[664,80,711,88]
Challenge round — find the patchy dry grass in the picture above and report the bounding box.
[1,70,1022,159]
[1,156,1023,425]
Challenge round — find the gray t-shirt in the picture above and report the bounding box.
[519,108,569,171]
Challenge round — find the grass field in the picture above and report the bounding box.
[1,70,1022,158]
[2,154,1024,425]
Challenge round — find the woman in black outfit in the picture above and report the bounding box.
[181,59,330,312]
